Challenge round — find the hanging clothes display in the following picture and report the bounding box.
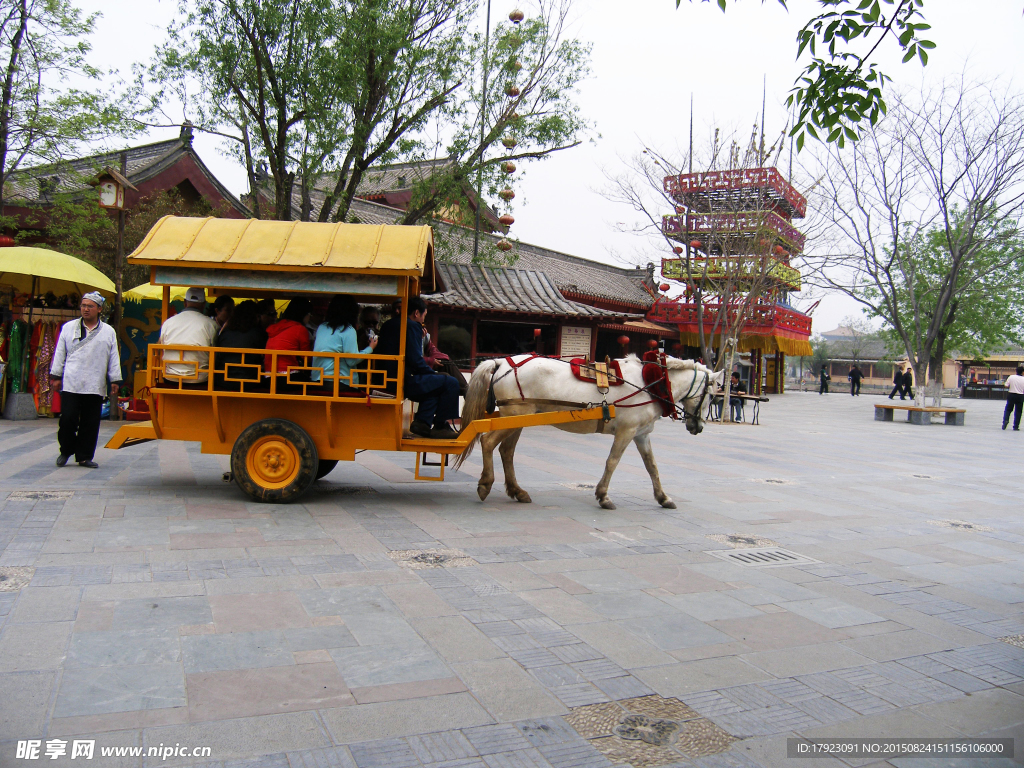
[7,319,26,392]
[33,320,57,415]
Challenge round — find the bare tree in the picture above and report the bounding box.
[807,78,1024,405]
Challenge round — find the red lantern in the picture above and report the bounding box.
[499,213,515,227]
[689,240,702,250]
[617,335,630,347]
[506,86,520,98]
[509,9,524,22]
[673,246,683,254]
[496,239,513,252]
[533,328,542,338]
[671,342,682,353]
[499,188,515,201]
[0,235,14,247]
[502,161,516,174]
[659,283,670,292]
[774,245,785,255]
[647,339,659,350]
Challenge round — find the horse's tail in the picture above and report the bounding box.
[453,359,501,470]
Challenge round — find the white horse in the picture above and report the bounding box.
[455,354,722,510]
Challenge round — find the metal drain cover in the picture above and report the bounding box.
[7,490,73,500]
[387,548,475,569]
[706,533,780,549]
[705,547,821,567]
[928,519,992,532]
[0,567,35,591]
[613,714,679,746]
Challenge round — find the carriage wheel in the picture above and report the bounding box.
[231,419,318,503]
[315,460,338,480]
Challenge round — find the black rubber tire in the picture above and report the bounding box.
[231,419,319,503]
[315,460,338,480]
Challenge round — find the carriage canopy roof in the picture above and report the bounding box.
[128,216,438,296]
[129,216,434,275]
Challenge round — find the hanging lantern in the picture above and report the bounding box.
[502,137,518,149]
[675,206,685,214]
[659,283,670,292]
[689,240,702,250]
[533,328,542,338]
[506,86,520,98]
[673,246,683,254]
[774,245,785,256]
[496,239,513,252]
[0,235,14,247]
[499,188,515,201]
[647,339,659,350]
[512,60,523,71]
[671,342,683,353]
[502,161,516,174]
[617,335,630,347]
[499,213,515,227]
[509,9,524,23]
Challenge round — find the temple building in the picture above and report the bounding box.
[653,167,813,394]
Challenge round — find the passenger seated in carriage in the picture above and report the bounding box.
[214,300,267,391]
[312,294,377,392]
[376,295,460,440]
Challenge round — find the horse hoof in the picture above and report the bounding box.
[599,499,617,510]
[477,484,492,501]
[660,499,677,509]
[515,491,532,504]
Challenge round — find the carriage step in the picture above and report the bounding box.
[414,451,448,481]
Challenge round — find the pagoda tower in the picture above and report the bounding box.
[648,167,813,395]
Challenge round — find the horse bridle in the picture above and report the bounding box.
[678,369,712,426]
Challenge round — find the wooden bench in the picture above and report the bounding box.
[874,403,966,426]
[708,392,770,425]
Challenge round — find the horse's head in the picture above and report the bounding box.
[667,360,722,435]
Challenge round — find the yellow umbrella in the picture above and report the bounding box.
[0,246,114,297]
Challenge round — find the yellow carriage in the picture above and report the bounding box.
[106,216,611,502]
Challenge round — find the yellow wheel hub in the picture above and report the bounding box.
[246,436,301,490]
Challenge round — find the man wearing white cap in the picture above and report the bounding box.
[158,287,219,385]
[49,292,122,468]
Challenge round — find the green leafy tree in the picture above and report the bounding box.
[145,0,591,230]
[675,0,934,149]
[876,221,1024,380]
[0,0,132,219]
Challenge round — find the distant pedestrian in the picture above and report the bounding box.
[819,367,830,395]
[889,364,906,400]
[849,365,863,396]
[902,367,915,400]
[49,292,122,468]
[1003,365,1024,431]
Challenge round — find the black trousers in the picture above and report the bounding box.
[850,380,861,396]
[889,384,905,399]
[58,392,103,462]
[819,381,829,394]
[1004,393,1024,429]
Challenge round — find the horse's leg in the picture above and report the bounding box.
[498,428,531,503]
[477,430,505,501]
[633,431,676,509]
[595,428,636,510]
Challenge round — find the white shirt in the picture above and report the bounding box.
[159,308,219,382]
[1007,374,1024,395]
[49,319,121,396]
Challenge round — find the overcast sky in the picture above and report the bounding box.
[79,0,1024,333]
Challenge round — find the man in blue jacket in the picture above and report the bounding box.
[377,296,460,439]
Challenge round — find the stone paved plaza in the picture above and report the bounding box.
[0,391,1022,768]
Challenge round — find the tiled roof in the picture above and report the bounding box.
[6,135,250,215]
[431,263,640,320]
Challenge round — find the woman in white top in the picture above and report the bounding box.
[312,295,377,390]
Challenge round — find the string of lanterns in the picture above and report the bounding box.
[496,9,524,253]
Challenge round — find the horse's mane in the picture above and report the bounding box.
[623,353,713,376]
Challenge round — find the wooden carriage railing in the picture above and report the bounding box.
[146,344,403,401]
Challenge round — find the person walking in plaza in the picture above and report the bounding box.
[49,292,122,468]
[819,366,830,394]
[849,364,863,396]
[1002,365,1024,431]
[889,364,907,400]
[902,366,915,400]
